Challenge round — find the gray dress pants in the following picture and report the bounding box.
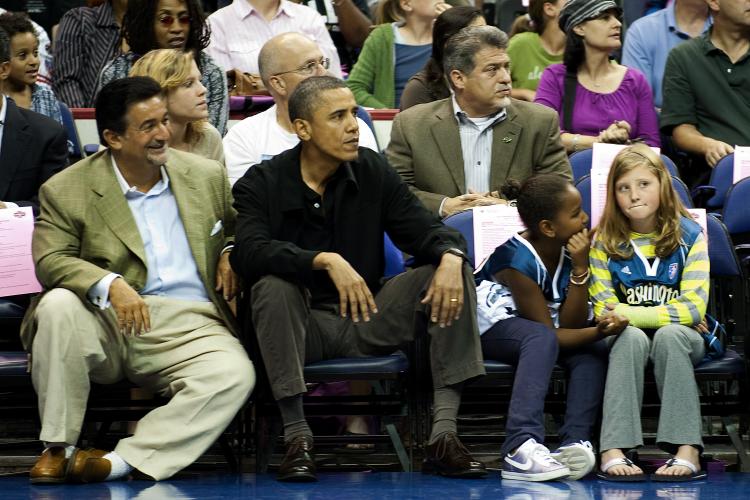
[251,265,486,400]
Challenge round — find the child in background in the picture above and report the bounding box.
[475,174,627,481]
[0,12,62,125]
[591,143,709,482]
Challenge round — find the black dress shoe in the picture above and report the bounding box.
[277,436,317,482]
[423,432,487,478]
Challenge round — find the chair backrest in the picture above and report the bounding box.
[722,176,750,235]
[442,210,475,264]
[706,214,743,278]
[671,175,694,209]
[58,101,82,160]
[574,175,592,227]
[356,107,379,150]
[383,233,405,278]
[569,148,594,182]
[706,153,734,209]
[495,0,525,33]
[660,154,679,178]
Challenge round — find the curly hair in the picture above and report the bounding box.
[121,0,210,64]
[500,175,575,233]
[0,11,36,39]
[598,144,691,260]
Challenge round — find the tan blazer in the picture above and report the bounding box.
[386,97,572,214]
[22,148,236,348]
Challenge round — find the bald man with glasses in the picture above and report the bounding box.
[223,32,378,186]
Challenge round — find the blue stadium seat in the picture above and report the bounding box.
[693,153,734,211]
[58,101,83,160]
[441,210,475,263]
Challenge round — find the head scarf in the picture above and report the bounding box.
[558,0,622,34]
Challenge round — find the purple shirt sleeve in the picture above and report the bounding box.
[629,69,661,147]
[534,64,567,130]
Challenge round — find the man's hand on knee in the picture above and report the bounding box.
[109,278,151,336]
[313,252,378,323]
[421,253,464,328]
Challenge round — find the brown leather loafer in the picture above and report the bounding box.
[423,432,488,478]
[277,436,317,482]
[30,447,69,484]
[67,448,111,483]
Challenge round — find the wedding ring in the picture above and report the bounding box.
[450,298,458,302]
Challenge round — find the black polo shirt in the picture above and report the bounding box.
[661,29,750,148]
[231,145,467,302]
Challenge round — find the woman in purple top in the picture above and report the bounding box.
[534,0,660,153]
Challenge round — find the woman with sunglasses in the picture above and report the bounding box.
[95,0,228,134]
[130,49,224,162]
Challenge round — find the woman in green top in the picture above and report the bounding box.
[346,0,451,109]
[507,0,567,101]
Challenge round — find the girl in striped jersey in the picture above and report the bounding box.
[475,175,628,481]
[590,144,710,482]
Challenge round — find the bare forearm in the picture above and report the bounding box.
[561,132,598,153]
[333,0,372,48]
[672,124,712,156]
[555,326,600,348]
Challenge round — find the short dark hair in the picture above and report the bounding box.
[95,76,165,146]
[0,28,9,65]
[121,0,210,59]
[443,26,508,86]
[501,175,574,232]
[0,12,36,40]
[288,76,348,123]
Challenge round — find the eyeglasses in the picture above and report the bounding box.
[273,58,330,77]
[158,14,191,26]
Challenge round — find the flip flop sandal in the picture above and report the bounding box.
[651,458,707,482]
[596,457,648,482]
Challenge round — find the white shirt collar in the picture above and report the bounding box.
[451,95,506,122]
[110,154,169,195]
[0,95,8,126]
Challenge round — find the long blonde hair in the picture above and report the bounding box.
[129,49,207,145]
[598,144,691,259]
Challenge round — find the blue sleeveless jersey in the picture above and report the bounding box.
[475,234,571,333]
[608,217,702,307]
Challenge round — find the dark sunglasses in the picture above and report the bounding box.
[158,14,191,26]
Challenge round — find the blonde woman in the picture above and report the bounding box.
[130,49,224,163]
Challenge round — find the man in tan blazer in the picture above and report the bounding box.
[22,77,254,484]
[386,25,572,217]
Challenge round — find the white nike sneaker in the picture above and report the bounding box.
[502,438,571,482]
[550,441,596,480]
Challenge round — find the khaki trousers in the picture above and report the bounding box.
[27,288,255,480]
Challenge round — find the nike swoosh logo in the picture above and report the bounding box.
[505,456,533,471]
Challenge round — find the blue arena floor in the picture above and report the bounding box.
[3,472,750,499]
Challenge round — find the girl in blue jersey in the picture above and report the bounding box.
[590,144,710,482]
[476,174,629,482]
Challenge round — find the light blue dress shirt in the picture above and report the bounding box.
[87,158,210,308]
[622,3,712,108]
